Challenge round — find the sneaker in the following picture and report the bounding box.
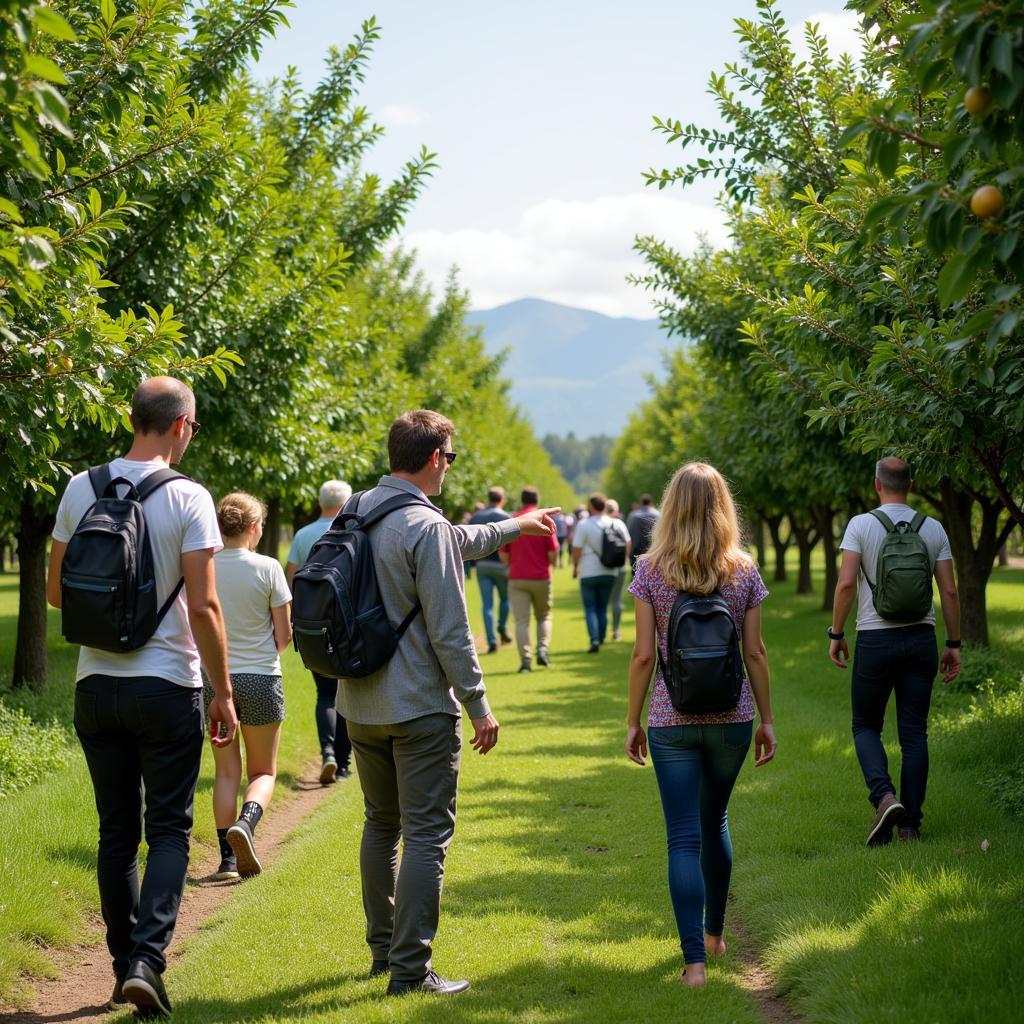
[226,819,262,878]
[320,754,338,785]
[337,765,352,779]
[612,630,621,641]
[211,855,239,881]
[486,641,498,653]
[897,826,921,842]
[518,660,532,673]
[587,641,600,654]
[369,959,390,978]
[499,630,512,644]
[386,970,471,996]
[866,792,905,847]
[537,647,550,667]
[122,961,172,1018]
[107,977,128,1011]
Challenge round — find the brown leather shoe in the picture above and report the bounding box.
[866,792,905,847]
[897,826,921,842]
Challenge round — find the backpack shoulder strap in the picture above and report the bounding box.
[357,493,436,530]
[908,511,928,533]
[869,509,896,533]
[136,468,190,502]
[87,464,113,499]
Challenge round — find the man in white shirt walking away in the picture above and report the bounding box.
[47,377,236,1018]
[828,456,961,846]
[572,493,631,653]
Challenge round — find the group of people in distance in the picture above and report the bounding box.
[465,486,660,671]
[45,376,962,1014]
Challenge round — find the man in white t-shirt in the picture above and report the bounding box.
[572,493,631,653]
[47,377,236,1018]
[828,456,961,847]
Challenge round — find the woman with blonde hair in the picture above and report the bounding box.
[626,462,776,987]
[207,492,292,880]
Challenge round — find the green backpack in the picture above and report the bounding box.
[862,510,934,622]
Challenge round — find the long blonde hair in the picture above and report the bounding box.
[643,462,750,593]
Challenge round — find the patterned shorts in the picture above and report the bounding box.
[203,672,286,727]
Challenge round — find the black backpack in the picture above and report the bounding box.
[599,521,628,569]
[658,591,744,713]
[61,465,188,653]
[291,491,432,679]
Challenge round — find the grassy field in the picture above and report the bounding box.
[2,558,1024,1021]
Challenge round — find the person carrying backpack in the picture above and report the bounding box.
[625,462,776,989]
[331,410,558,997]
[829,457,961,845]
[572,493,631,653]
[46,377,237,1019]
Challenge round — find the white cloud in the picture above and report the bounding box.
[403,192,729,318]
[797,10,864,62]
[379,103,427,127]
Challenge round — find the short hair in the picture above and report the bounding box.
[875,457,912,493]
[319,479,352,510]
[217,492,266,538]
[388,410,455,474]
[589,492,607,512]
[521,486,540,506]
[488,486,505,504]
[131,378,192,435]
[640,493,653,506]
[606,498,619,515]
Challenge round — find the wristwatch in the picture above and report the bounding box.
[944,639,962,649]
[827,626,845,640]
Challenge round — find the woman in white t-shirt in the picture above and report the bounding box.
[206,493,292,881]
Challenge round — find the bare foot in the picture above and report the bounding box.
[680,963,707,988]
[705,933,727,957]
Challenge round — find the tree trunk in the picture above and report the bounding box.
[13,494,56,690]
[790,516,819,595]
[292,502,317,536]
[257,496,282,560]
[936,479,1015,647]
[816,505,838,612]
[763,513,789,582]
[998,544,1009,567]
[751,514,767,570]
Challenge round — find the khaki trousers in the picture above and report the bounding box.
[508,577,553,661]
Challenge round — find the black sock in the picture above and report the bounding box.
[217,828,232,860]
[240,800,263,832]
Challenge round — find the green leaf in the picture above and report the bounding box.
[24,54,67,85]
[979,366,995,388]
[0,197,23,223]
[33,7,78,40]
[32,82,72,138]
[877,136,900,178]
[992,34,1014,77]
[937,253,977,307]
[21,234,57,271]
[100,0,116,27]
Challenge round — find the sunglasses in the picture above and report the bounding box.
[443,451,457,465]
[183,415,201,437]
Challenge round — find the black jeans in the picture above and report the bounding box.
[74,675,204,976]
[851,625,938,830]
[313,671,350,768]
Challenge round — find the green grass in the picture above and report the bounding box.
[2,559,1024,1021]
[0,569,330,1002]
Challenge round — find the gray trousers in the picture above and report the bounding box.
[348,713,462,981]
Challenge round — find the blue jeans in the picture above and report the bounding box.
[851,625,938,830]
[580,575,615,644]
[648,721,752,964]
[476,562,509,646]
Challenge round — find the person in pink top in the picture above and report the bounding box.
[501,487,559,672]
[625,462,777,989]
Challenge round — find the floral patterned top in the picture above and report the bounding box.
[628,556,768,727]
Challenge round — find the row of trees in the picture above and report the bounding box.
[540,432,616,498]
[1,0,571,689]
[608,0,1022,644]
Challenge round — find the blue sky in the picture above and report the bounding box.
[254,1,858,316]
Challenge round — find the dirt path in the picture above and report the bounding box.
[727,917,799,1024]
[0,762,342,1024]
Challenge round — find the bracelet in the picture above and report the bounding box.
[827,626,845,640]
[944,639,962,649]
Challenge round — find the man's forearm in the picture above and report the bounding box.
[940,593,961,642]
[455,519,521,560]
[190,605,231,696]
[831,583,856,631]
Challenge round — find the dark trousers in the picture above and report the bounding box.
[580,574,615,644]
[348,714,461,981]
[649,722,752,964]
[313,671,350,768]
[851,625,938,830]
[74,675,204,976]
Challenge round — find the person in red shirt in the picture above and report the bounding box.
[501,487,559,671]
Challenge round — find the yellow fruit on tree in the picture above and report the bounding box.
[964,85,993,116]
[58,356,74,371]
[971,185,1004,219]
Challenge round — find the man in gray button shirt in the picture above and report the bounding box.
[340,409,558,997]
